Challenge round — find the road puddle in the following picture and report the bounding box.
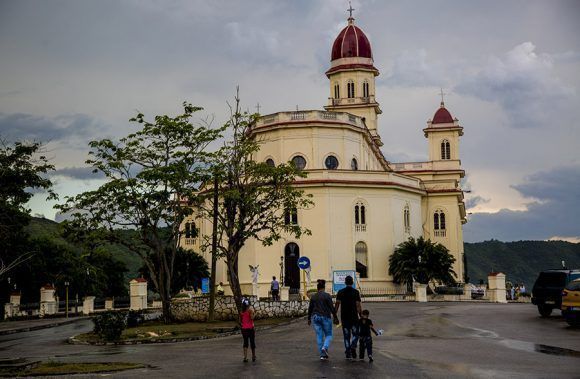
[499,339,580,358]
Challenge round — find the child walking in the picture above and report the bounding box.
[240,298,256,362]
[358,309,380,362]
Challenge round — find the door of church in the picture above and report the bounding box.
[284,243,300,293]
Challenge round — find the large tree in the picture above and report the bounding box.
[0,139,55,278]
[57,103,221,322]
[389,236,457,287]
[197,92,312,313]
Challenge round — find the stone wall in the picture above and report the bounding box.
[171,296,309,322]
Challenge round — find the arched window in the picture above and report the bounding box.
[284,207,298,225]
[324,155,339,170]
[355,241,368,278]
[363,80,369,98]
[334,83,340,99]
[354,201,366,232]
[351,158,358,171]
[291,155,306,170]
[347,80,355,98]
[434,209,446,237]
[403,204,411,233]
[265,158,275,167]
[441,139,451,160]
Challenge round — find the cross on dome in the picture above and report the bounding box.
[439,88,447,107]
[347,2,355,19]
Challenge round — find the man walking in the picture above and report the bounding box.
[335,275,362,359]
[308,279,339,360]
[271,276,280,301]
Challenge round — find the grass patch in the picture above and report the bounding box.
[75,317,297,343]
[1,361,144,377]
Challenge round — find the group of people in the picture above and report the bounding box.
[508,283,527,300]
[308,275,380,361]
[238,274,381,363]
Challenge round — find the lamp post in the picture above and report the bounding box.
[64,281,70,318]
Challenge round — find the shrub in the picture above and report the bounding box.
[92,311,126,341]
[126,310,145,328]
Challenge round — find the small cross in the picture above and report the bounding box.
[439,88,446,105]
[347,2,355,18]
[256,103,261,114]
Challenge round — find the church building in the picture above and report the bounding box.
[185,13,467,296]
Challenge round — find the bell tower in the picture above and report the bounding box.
[324,13,383,146]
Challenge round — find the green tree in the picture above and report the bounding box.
[198,91,312,313]
[0,139,55,279]
[389,237,457,287]
[57,103,221,322]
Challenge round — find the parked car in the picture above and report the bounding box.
[562,279,580,327]
[532,269,580,317]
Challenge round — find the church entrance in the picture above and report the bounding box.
[284,243,300,293]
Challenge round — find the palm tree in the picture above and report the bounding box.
[389,237,457,287]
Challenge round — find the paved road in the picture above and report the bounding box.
[1,303,579,378]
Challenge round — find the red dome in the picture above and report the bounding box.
[331,19,373,61]
[432,103,454,124]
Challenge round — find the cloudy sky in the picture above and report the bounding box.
[1,0,579,242]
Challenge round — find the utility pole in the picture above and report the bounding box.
[208,172,219,322]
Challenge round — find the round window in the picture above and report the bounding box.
[351,158,358,171]
[291,155,306,170]
[265,158,275,167]
[325,155,339,170]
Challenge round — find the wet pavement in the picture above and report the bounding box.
[1,303,579,378]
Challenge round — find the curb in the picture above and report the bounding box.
[68,315,307,345]
[0,317,90,336]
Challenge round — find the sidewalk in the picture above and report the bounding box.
[0,316,88,335]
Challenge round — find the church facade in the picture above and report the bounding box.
[185,15,467,296]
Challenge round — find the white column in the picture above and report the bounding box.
[488,273,507,303]
[39,285,57,316]
[83,296,95,315]
[130,278,148,310]
[415,284,428,303]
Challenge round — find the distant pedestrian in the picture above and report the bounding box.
[308,279,339,360]
[357,309,381,362]
[335,275,362,359]
[271,276,280,301]
[240,298,256,362]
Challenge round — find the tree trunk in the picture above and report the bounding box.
[208,174,219,322]
[226,254,243,315]
[157,263,173,323]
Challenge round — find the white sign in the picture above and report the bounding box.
[332,270,357,293]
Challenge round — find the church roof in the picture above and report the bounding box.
[432,102,454,124]
[331,18,373,61]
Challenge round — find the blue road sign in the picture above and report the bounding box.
[297,256,311,270]
[201,278,209,294]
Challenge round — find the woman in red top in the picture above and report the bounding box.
[240,298,256,362]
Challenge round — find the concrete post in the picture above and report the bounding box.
[130,278,148,310]
[461,284,472,301]
[4,291,22,319]
[10,291,21,306]
[280,287,290,301]
[83,296,95,315]
[415,283,428,302]
[488,272,507,303]
[105,298,114,311]
[39,285,57,317]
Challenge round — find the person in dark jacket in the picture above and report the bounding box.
[308,279,339,360]
[334,275,362,359]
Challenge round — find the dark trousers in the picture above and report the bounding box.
[359,336,373,358]
[242,328,256,349]
[342,323,359,356]
[271,289,279,301]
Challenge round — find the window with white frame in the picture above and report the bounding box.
[355,241,368,278]
[354,201,366,232]
[347,80,355,98]
[403,204,411,234]
[363,80,369,98]
[434,209,446,237]
[284,207,298,225]
[441,139,451,160]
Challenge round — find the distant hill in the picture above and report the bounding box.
[465,240,580,288]
[26,217,142,282]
